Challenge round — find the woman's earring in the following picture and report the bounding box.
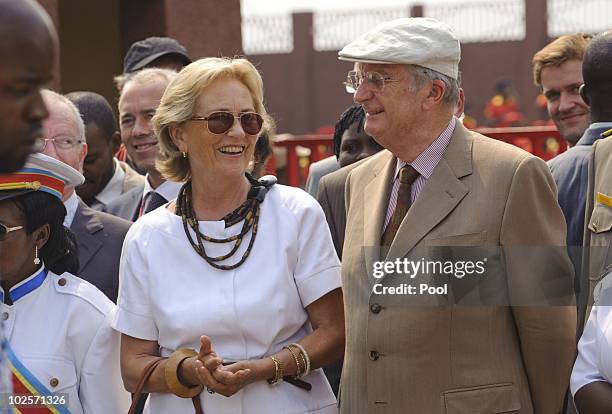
[181,151,188,159]
[34,245,41,265]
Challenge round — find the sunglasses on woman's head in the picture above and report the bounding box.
[189,112,264,135]
[0,223,23,240]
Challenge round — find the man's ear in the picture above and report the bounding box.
[422,80,446,110]
[110,131,122,156]
[579,84,590,106]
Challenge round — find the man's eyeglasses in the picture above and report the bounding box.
[189,112,264,135]
[0,223,23,241]
[34,137,83,152]
[344,70,401,94]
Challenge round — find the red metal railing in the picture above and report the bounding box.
[272,126,566,188]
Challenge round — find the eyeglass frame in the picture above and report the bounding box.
[34,136,85,152]
[188,111,264,135]
[0,223,24,241]
[344,70,402,94]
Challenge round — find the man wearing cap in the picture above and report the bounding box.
[38,89,131,302]
[338,18,576,413]
[114,36,192,93]
[0,0,57,173]
[124,36,191,73]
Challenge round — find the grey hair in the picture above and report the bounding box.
[405,65,461,107]
[41,89,86,143]
[118,67,177,99]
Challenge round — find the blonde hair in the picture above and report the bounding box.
[153,57,270,182]
[532,33,592,86]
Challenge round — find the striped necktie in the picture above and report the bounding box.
[381,165,419,246]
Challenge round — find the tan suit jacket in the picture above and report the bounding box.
[340,122,576,414]
[581,135,612,321]
[317,160,367,259]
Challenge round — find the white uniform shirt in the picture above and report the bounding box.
[114,184,341,413]
[1,267,130,413]
[571,273,612,396]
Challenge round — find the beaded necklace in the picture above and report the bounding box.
[175,174,276,270]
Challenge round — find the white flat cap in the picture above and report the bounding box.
[338,17,461,80]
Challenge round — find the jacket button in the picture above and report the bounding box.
[369,350,380,361]
[370,303,382,314]
[58,278,67,286]
[49,377,59,387]
[1,312,8,321]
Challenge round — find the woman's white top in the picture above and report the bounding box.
[113,184,341,414]
[0,267,130,413]
[571,273,612,395]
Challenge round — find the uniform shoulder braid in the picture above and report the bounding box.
[175,173,277,270]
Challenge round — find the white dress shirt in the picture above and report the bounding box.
[62,192,79,228]
[0,266,130,413]
[142,175,183,204]
[114,184,340,413]
[571,273,612,396]
[91,159,125,211]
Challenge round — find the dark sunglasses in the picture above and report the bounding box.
[189,112,264,135]
[0,223,23,240]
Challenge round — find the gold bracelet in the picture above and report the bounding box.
[267,356,284,385]
[164,348,204,398]
[290,343,311,377]
[283,345,303,377]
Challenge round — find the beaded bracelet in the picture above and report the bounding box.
[283,345,303,377]
[290,343,311,377]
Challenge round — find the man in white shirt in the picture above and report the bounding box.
[37,89,131,302]
[106,68,182,221]
[66,91,144,213]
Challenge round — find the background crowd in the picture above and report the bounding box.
[1,0,612,413]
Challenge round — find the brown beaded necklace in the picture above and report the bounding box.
[175,174,276,270]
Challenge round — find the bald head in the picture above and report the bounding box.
[581,30,612,122]
[0,0,58,173]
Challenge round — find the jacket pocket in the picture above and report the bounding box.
[588,203,612,282]
[429,231,487,246]
[442,382,520,414]
[22,356,78,393]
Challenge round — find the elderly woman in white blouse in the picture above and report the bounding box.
[571,273,612,413]
[113,57,344,413]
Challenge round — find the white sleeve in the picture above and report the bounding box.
[80,309,131,413]
[112,224,158,340]
[293,197,342,307]
[571,305,611,395]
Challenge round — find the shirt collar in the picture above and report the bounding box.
[0,266,49,304]
[94,159,125,207]
[142,175,182,202]
[63,191,80,227]
[394,116,456,180]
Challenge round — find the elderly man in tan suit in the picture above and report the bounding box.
[338,18,576,414]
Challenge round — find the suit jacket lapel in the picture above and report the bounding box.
[362,151,395,284]
[71,201,104,272]
[384,123,473,263]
